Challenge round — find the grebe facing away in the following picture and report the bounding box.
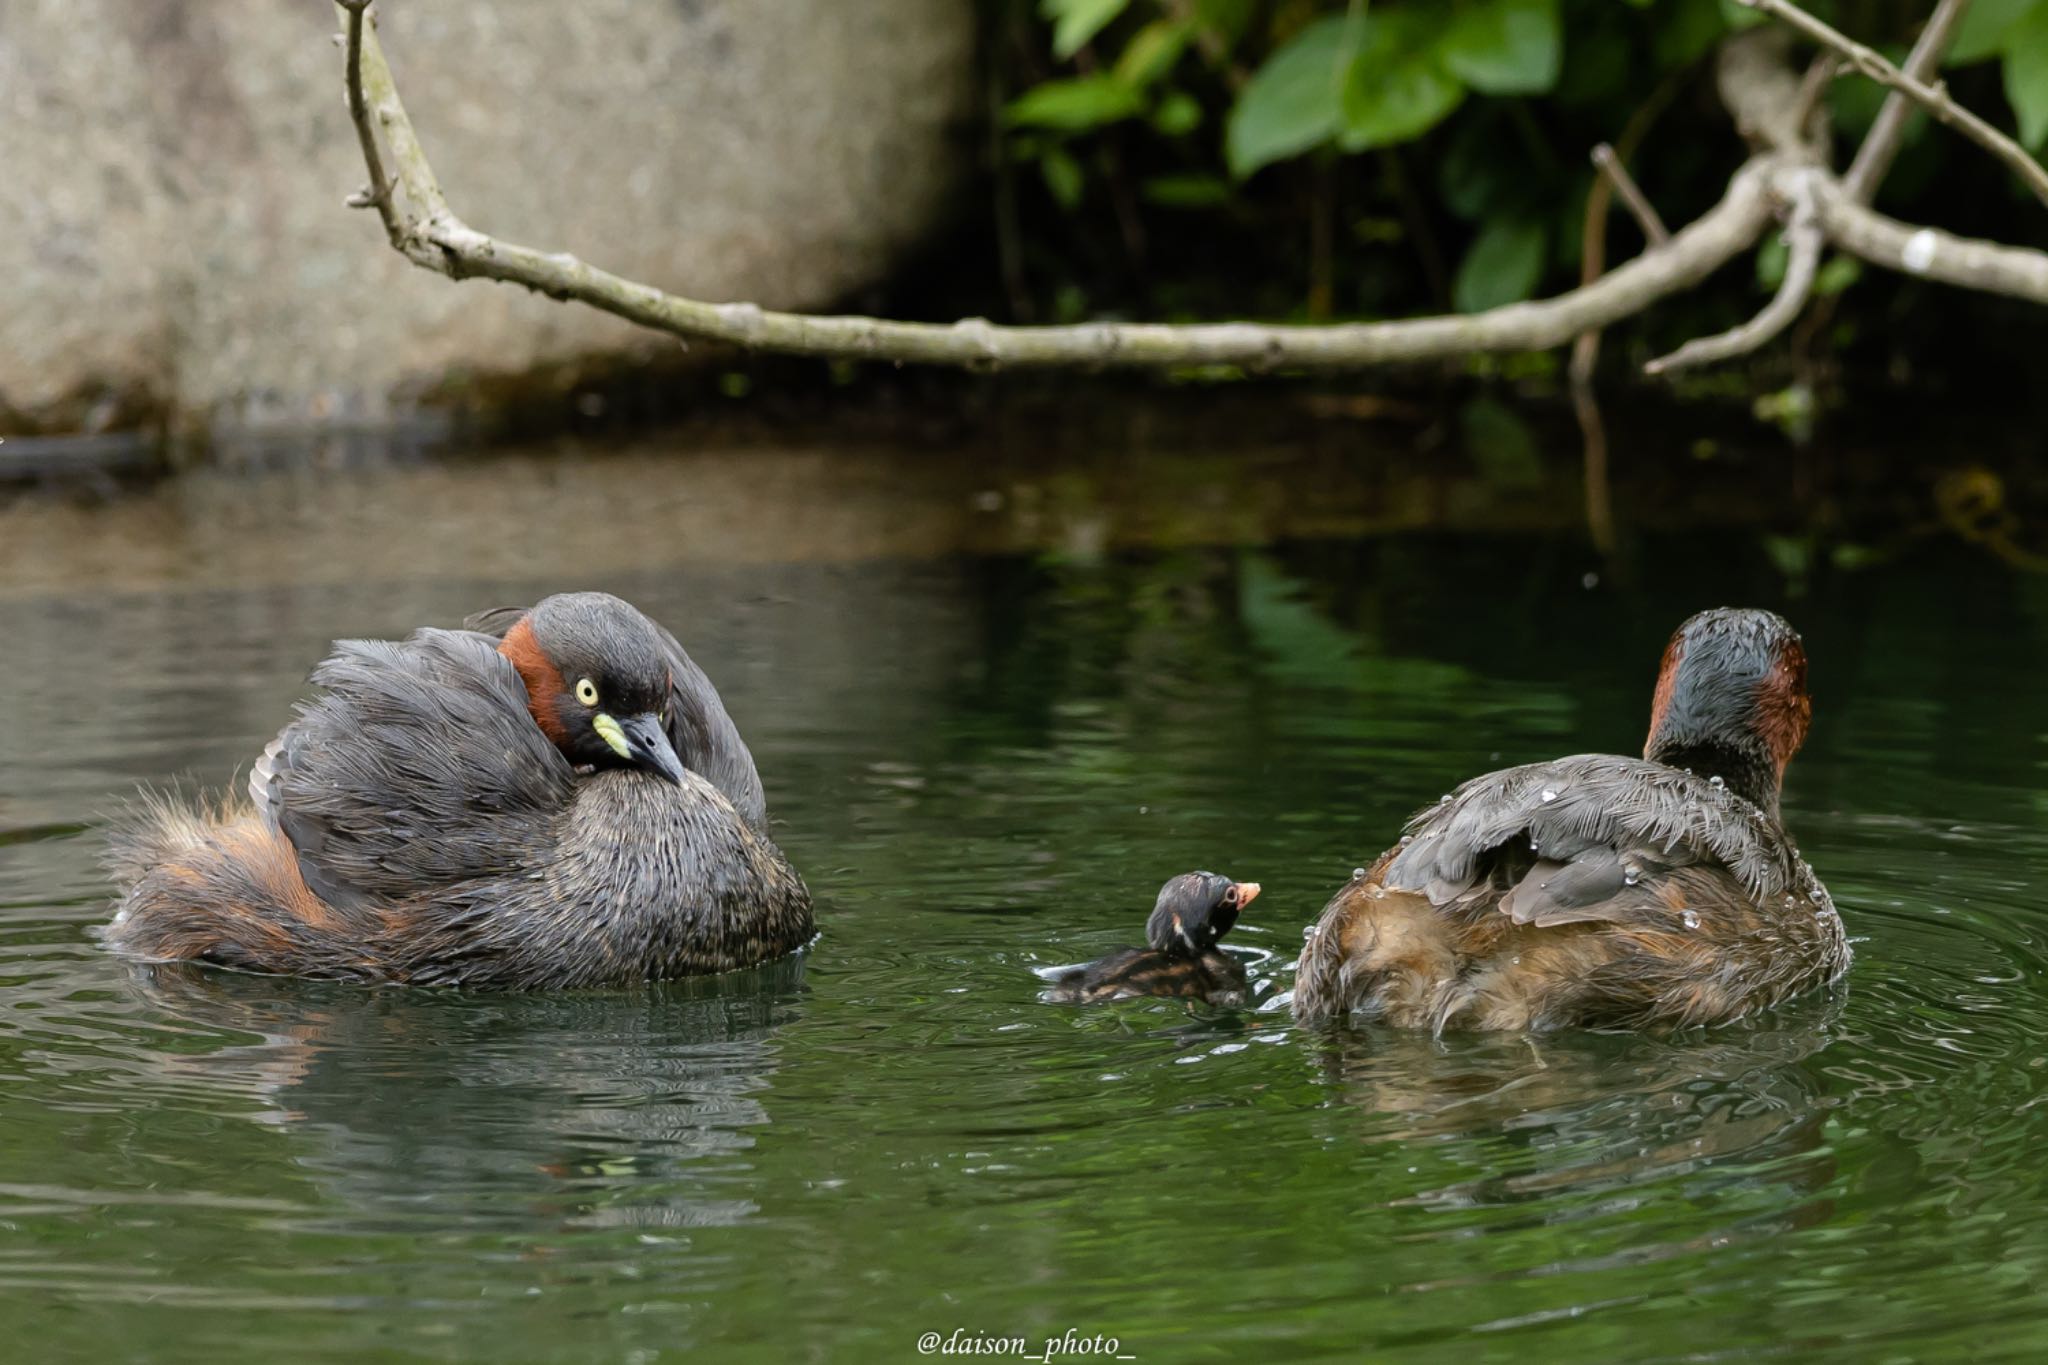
[1293,608,1845,1032]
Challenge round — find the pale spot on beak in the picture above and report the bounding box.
[592,712,631,759]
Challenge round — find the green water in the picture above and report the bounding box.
[4,434,2048,1362]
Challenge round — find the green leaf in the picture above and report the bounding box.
[1115,19,1192,87]
[1812,254,1862,298]
[1152,90,1204,136]
[2003,5,2048,148]
[1441,0,1561,96]
[1949,0,2039,66]
[1226,16,1358,176]
[1141,173,1232,207]
[1340,10,1466,151]
[1005,75,1145,130]
[1756,233,1788,289]
[1761,533,1813,583]
[1040,146,1085,209]
[1042,0,1129,61]
[1717,0,1767,30]
[1453,217,1546,312]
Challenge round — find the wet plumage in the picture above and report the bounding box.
[104,593,812,988]
[1292,608,1848,1032]
[1047,871,1258,1005]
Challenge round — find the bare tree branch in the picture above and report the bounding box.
[329,4,2048,380]
[336,1,400,239]
[1843,0,1974,203]
[1790,52,1842,138]
[1569,65,1688,443]
[1815,183,2048,302]
[1737,0,2048,208]
[1591,145,1670,247]
[1635,31,1827,376]
[332,3,1779,373]
[1647,174,1825,374]
[1720,25,1823,155]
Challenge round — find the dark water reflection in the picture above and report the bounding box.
[3,436,2048,1361]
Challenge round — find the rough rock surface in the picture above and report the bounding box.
[0,0,971,432]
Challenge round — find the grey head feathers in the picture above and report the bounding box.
[1644,607,1810,815]
[467,593,770,830]
[525,592,673,718]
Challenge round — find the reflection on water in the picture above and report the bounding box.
[129,959,807,1233]
[3,433,2048,1360]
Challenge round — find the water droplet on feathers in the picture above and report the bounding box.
[1540,788,1559,803]
[1623,864,1642,886]
[1681,909,1701,929]
[1352,867,1366,881]
[1708,775,1725,789]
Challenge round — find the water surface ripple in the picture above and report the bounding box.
[3,456,2046,1361]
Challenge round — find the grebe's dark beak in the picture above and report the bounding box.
[618,712,688,786]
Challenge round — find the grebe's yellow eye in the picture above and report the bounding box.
[574,678,599,707]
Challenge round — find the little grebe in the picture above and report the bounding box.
[1047,871,1259,1005]
[1292,607,1846,1031]
[105,592,812,988]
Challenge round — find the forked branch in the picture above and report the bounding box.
[1736,0,2048,207]
[1647,174,1825,374]
[1843,0,1975,202]
[331,2,2048,378]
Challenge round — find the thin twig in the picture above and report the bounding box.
[1570,69,1689,389]
[1843,0,1974,203]
[336,2,400,243]
[1591,145,1670,247]
[1737,0,2048,208]
[1790,53,1841,138]
[333,1,1775,370]
[329,8,2048,376]
[1573,146,1649,554]
[1647,173,1825,374]
[1573,87,1682,553]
